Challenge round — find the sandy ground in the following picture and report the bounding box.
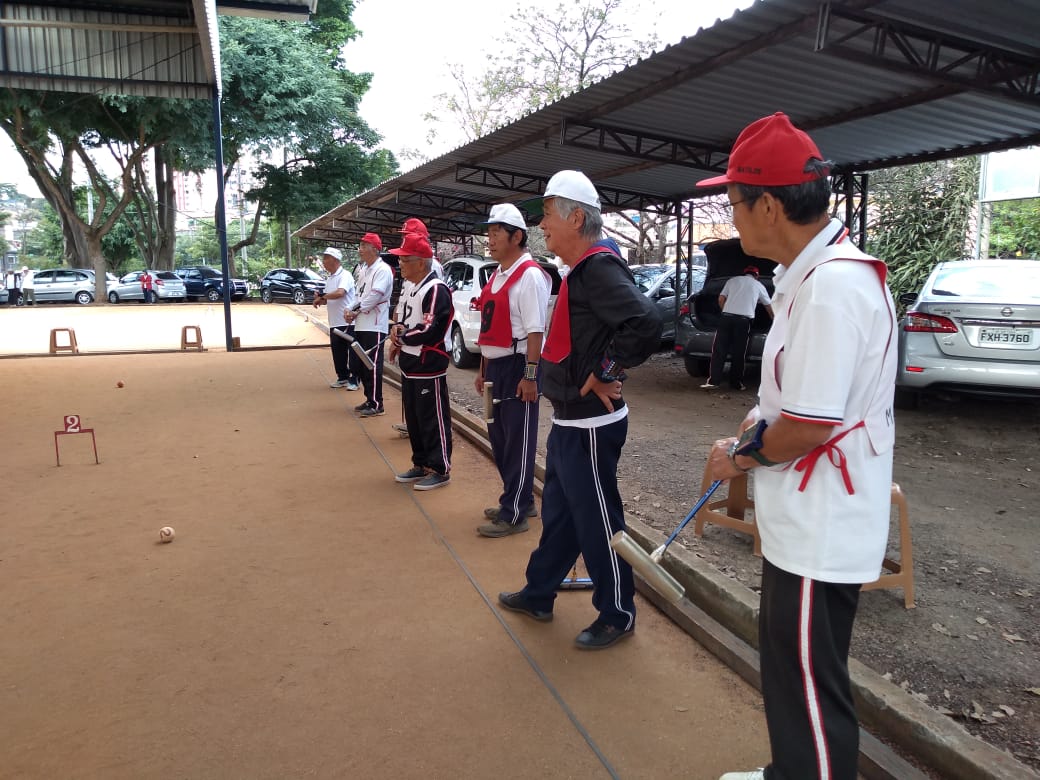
[0,305,774,780]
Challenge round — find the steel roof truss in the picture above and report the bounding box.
[561,121,730,171]
[817,4,1040,105]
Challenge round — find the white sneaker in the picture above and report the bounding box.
[700,381,717,389]
[345,381,360,391]
[719,770,764,780]
[329,379,349,388]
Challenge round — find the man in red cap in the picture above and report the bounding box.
[702,264,773,391]
[702,112,897,780]
[387,232,454,491]
[347,232,393,417]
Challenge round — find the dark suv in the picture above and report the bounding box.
[674,238,776,378]
[175,266,249,302]
[259,268,324,304]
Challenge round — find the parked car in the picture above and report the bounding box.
[894,258,1040,408]
[674,239,777,378]
[442,255,562,368]
[31,268,98,304]
[631,263,707,343]
[259,268,325,304]
[107,270,187,303]
[174,266,250,301]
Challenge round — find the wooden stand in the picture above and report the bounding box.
[693,461,915,608]
[49,328,79,354]
[180,325,203,351]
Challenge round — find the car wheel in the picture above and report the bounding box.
[292,288,306,305]
[75,291,93,305]
[451,325,478,368]
[261,288,273,304]
[108,291,119,303]
[683,354,710,378]
[206,288,221,302]
[894,387,920,411]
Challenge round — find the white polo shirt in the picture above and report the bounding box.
[479,254,552,360]
[324,266,355,328]
[354,258,393,334]
[720,274,770,318]
[753,219,897,584]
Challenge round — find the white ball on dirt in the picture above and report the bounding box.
[159,526,175,544]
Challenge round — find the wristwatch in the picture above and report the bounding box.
[523,362,538,381]
[597,357,626,383]
[734,420,781,467]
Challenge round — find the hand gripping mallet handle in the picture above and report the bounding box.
[332,329,375,370]
[483,381,496,423]
[609,479,723,604]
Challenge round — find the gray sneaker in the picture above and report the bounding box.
[483,505,538,520]
[330,379,350,388]
[394,466,426,483]
[359,406,385,417]
[345,381,360,391]
[478,518,530,538]
[413,473,450,491]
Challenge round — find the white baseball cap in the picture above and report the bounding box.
[476,203,527,231]
[322,247,342,261]
[520,170,601,217]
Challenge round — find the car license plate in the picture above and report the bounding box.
[978,327,1033,347]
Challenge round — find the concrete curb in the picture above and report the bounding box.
[301,310,1037,779]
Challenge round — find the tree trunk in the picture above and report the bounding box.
[155,149,177,270]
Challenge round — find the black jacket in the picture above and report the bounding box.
[542,251,662,419]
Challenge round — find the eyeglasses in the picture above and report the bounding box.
[726,198,750,212]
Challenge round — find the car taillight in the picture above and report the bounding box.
[155,278,164,287]
[904,311,958,333]
[469,297,481,311]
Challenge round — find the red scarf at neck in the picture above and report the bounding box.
[541,245,616,363]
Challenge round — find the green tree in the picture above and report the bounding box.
[988,198,1040,258]
[866,156,980,301]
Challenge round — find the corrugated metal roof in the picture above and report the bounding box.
[297,0,1040,246]
[0,0,315,99]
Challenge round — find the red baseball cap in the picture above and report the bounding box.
[399,217,429,237]
[743,265,760,277]
[389,232,433,259]
[698,112,828,188]
[360,233,382,250]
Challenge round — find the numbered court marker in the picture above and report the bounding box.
[54,414,100,466]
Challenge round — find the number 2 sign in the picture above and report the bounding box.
[54,414,99,466]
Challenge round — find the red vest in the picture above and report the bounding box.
[477,259,543,348]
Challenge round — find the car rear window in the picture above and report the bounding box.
[156,272,179,280]
[930,264,1040,300]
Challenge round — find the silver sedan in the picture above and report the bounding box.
[108,270,187,303]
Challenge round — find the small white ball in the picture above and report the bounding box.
[159,526,175,543]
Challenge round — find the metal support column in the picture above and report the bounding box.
[212,87,234,352]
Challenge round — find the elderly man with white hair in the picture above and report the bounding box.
[312,247,356,388]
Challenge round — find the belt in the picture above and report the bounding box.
[722,312,752,320]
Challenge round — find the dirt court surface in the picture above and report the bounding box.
[0,307,774,780]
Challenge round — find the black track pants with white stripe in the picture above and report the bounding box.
[402,374,452,476]
[760,557,861,780]
[520,416,635,629]
[485,354,538,524]
[353,330,384,411]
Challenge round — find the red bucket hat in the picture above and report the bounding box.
[360,232,382,250]
[389,232,433,259]
[698,112,828,188]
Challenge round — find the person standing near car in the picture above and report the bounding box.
[498,170,662,650]
[472,203,551,538]
[387,232,454,491]
[702,265,773,390]
[312,247,356,389]
[701,112,897,780]
[348,232,393,417]
[140,270,154,304]
[21,266,34,306]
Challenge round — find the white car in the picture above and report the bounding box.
[107,270,187,303]
[441,255,561,368]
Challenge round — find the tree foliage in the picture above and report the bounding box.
[866,156,980,300]
[988,198,1040,258]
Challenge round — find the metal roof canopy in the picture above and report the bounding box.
[296,0,1040,248]
[0,0,316,99]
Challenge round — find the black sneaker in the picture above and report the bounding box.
[354,400,371,412]
[498,591,553,622]
[477,518,530,538]
[413,472,450,491]
[483,505,538,520]
[574,620,633,650]
[394,466,426,483]
[359,406,385,417]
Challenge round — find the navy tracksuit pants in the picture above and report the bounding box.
[710,312,752,388]
[353,330,385,411]
[402,374,452,476]
[330,325,353,382]
[520,415,635,630]
[760,558,861,780]
[485,354,539,524]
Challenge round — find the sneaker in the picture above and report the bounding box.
[330,379,350,388]
[354,400,372,412]
[345,381,360,391]
[497,591,553,622]
[359,406,385,417]
[730,382,747,391]
[392,422,408,434]
[719,771,764,780]
[413,473,450,491]
[478,518,530,538]
[700,381,717,389]
[394,466,427,483]
[483,505,538,520]
[574,620,634,650]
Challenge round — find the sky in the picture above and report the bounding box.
[0,0,752,199]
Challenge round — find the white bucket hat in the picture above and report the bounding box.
[322,247,342,261]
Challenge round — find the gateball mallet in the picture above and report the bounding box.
[332,329,375,370]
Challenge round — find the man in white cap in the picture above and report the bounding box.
[471,203,551,538]
[498,170,662,650]
[312,247,356,388]
[703,112,897,780]
[21,266,34,306]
